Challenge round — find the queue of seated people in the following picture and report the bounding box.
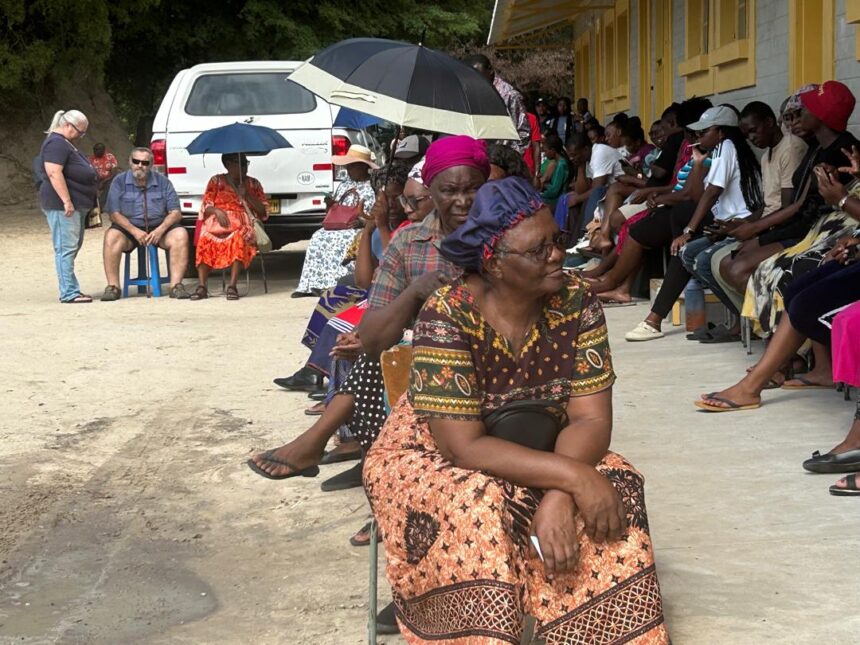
[554,81,859,499]
[243,82,860,641]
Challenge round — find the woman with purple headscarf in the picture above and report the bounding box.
[364,177,668,644]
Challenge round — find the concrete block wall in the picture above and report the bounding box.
[836,0,860,130]
[570,1,860,130]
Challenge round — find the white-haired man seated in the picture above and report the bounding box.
[101,147,191,300]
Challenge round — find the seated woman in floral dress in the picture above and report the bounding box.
[293,145,377,297]
[364,177,668,644]
[192,153,268,300]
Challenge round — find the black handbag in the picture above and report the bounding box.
[483,399,569,452]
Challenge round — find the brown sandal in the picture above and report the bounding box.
[189,285,208,301]
[226,285,240,301]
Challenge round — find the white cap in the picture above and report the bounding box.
[687,106,739,131]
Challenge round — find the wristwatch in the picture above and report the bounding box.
[683,226,695,236]
[838,194,852,210]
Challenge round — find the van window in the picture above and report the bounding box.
[185,73,317,116]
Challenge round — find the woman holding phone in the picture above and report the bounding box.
[624,105,764,342]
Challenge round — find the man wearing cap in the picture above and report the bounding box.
[719,80,860,296]
[534,97,554,132]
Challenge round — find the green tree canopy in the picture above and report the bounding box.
[1,0,492,121]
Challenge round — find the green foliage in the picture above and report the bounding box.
[0,0,492,121]
[0,0,111,105]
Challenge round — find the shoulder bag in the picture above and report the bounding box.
[483,399,569,452]
[322,188,364,230]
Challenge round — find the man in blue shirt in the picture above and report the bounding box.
[101,147,190,300]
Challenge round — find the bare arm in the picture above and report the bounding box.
[44,162,73,215]
[353,226,378,290]
[357,277,439,357]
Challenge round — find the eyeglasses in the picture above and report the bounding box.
[68,122,87,138]
[131,158,152,166]
[496,231,567,262]
[398,194,431,211]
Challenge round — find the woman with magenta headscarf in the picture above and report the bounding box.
[249,135,491,475]
[364,176,668,644]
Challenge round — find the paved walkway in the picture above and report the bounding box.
[604,304,859,644]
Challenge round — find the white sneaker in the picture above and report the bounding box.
[625,321,664,342]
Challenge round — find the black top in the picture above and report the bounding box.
[38,133,98,211]
[759,131,860,246]
[646,131,684,188]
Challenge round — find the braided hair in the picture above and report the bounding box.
[720,126,764,212]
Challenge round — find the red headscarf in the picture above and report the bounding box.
[422,136,491,187]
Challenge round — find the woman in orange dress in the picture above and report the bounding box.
[191,153,268,300]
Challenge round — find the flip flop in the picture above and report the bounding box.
[686,322,717,341]
[829,473,860,496]
[304,401,326,416]
[246,451,320,480]
[63,294,93,303]
[349,520,383,547]
[699,327,741,344]
[781,376,834,390]
[600,299,636,308]
[694,393,761,412]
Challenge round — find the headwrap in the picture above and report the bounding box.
[408,158,426,185]
[440,176,545,273]
[422,136,490,187]
[799,80,856,133]
[783,84,819,116]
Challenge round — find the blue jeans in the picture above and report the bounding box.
[679,236,739,314]
[43,209,86,301]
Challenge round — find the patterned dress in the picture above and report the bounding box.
[296,179,375,293]
[742,180,860,334]
[196,174,267,270]
[364,277,667,645]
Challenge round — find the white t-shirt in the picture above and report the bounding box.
[589,143,624,183]
[705,139,752,220]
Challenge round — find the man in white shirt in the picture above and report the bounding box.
[708,101,808,312]
[565,123,626,237]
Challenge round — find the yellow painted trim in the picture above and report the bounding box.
[788,0,835,89]
[678,54,710,77]
[846,0,860,23]
[709,40,750,67]
[654,0,673,114]
[637,0,652,123]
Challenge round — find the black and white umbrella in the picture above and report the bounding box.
[289,38,518,140]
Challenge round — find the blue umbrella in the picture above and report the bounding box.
[333,107,382,130]
[186,122,292,155]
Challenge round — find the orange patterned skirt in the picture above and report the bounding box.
[195,212,257,270]
[364,397,669,644]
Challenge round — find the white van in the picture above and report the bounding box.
[150,61,385,249]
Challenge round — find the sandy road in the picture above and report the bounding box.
[2,203,860,644]
[0,205,382,643]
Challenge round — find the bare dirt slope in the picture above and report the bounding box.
[1,204,859,644]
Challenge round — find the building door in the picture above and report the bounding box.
[789,0,835,89]
[638,0,652,123]
[654,0,673,117]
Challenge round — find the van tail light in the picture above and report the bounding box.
[331,135,351,157]
[151,139,167,173]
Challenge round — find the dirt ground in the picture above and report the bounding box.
[2,203,859,644]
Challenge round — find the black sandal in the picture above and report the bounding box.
[226,285,240,301]
[829,473,860,496]
[189,285,208,301]
[246,451,320,480]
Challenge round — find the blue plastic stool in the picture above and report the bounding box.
[122,245,170,297]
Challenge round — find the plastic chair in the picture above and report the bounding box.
[366,345,414,644]
[122,245,170,297]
